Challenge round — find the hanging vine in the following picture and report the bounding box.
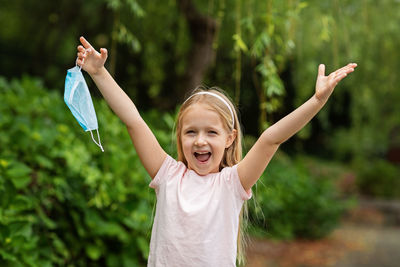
[233,0,245,105]
[247,0,305,132]
[106,0,144,76]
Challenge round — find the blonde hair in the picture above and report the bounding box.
[175,86,248,265]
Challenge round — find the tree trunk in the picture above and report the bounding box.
[176,0,217,98]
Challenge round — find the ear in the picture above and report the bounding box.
[225,129,237,148]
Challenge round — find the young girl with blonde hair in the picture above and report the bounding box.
[76,36,356,266]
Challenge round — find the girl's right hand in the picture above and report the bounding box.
[76,36,108,75]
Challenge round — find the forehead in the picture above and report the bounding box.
[181,103,224,129]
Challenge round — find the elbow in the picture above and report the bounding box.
[125,119,140,132]
[261,130,283,147]
[125,121,135,131]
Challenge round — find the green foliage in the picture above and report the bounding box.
[195,0,309,132]
[249,152,347,240]
[234,0,306,130]
[288,0,400,199]
[292,0,400,159]
[0,76,175,266]
[355,159,400,199]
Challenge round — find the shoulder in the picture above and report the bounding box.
[149,155,186,189]
[220,165,252,200]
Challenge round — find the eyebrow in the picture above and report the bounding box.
[183,125,221,132]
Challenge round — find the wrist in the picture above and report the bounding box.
[315,87,332,102]
[90,66,107,79]
[313,93,328,107]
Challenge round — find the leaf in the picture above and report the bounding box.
[6,162,32,189]
[86,244,102,260]
[9,195,34,212]
[298,1,308,11]
[117,24,141,53]
[251,32,270,57]
[137,236,149,258]
[163,113,175,129]
[125,0,145,17]
[233,34,248,52]
[0,159,10,168]
[9,221,32,239]
[0,249,18,262]
[106,0,121,10]
[34,155,53,169]
[36,207,57,229]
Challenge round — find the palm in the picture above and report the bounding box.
[82,50,105,74]
[315,63,357,102]
[76,36,108,75]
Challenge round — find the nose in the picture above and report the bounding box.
[194,133,207,146]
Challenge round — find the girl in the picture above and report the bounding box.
[76,36,356,266]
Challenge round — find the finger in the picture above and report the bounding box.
[77,45,86,53]
[334,70,351,78]
[334,63,357,74]
[332,66,354,78]
[332,64,353,74]
[77,51,86,60]
[76,58,84,67]
[343,63,357,69]
[333,72,348,84]
[333,70,348,79]
[318,64,325,77]
[335,67,355,78]
[333,65,351,75]
[100,48,108,59]
[80,36,93,49]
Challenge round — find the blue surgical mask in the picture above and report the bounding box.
[64,65,104,152]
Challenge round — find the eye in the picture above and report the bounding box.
[185,130,195,134]
[208,130,218,135]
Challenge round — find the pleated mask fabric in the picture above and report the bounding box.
[64,65,104,152]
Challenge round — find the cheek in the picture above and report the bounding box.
[179,139,191,164]
[212,139,227,155]
[181,138,191,153]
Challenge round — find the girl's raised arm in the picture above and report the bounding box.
[237,63,357,191]
[77,36,166,178]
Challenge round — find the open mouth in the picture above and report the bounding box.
[194,152,211,163]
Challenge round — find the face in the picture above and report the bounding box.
[180,103,236,176]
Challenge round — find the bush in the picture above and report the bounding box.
[355,159,400,199]
[248,152,348,240]
[0,76,175,266]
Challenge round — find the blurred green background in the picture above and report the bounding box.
[1,0,400,266]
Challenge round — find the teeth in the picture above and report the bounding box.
[196,151,209,154]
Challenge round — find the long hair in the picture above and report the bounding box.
[175,86,248,265]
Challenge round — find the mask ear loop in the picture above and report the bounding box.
[76,50,87,71]
[90,129,104,152]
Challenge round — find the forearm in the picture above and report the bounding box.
[90,67,140,127]
[262,94,326,145]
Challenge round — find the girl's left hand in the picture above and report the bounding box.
[315,63,357,102]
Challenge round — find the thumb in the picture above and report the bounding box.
[318,64,325,77]
[100,48,108,60]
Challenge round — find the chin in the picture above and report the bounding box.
[197,166,220,175]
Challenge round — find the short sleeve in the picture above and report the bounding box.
[230,165,252,201]
[149,155,183,190]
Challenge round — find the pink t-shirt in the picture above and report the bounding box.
[148,155,252,267]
